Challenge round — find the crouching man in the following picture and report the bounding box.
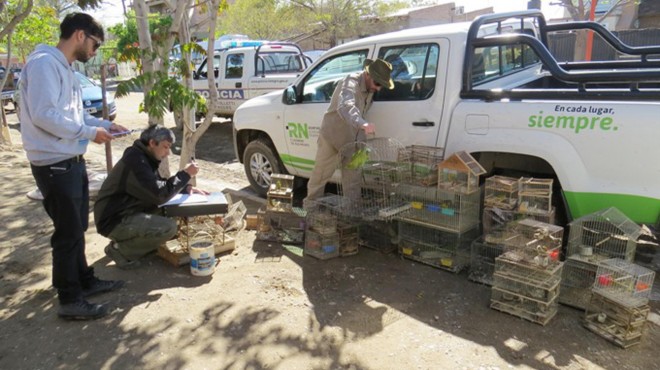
[94,125,205,269]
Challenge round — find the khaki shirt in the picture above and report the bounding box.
[319,72,373,151]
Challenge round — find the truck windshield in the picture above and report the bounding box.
[257,52,305,74]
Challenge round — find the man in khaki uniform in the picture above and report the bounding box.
[305,58,394,202]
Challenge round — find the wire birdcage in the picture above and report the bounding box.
[358,219,398,253]
[396,186,481,233]
[397,145,445,186]
[305,229,340,260]
[484,219,563,269]
[566,207,642,262]
[468,237,505,286]
[559,257,599,310]
[337,138,407,220]
[593,258,655,308]
[482,206,556,235]
[491,254,562,326]
[398,220,479,272]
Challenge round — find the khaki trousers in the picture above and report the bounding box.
[305,135,339,202]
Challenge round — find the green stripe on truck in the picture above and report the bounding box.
[564,191,660,224]
[280,154,314,171]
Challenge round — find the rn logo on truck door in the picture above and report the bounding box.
[288,122,309,139]
[198,89,245,100]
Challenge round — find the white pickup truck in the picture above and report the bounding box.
[233,11,660,226]
[175,41,309,128]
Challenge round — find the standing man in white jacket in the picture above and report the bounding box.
[19,13,128,320]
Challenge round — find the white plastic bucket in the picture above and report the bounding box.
[190,240,215,276]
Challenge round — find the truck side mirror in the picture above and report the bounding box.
[282,85,297,105]
[192,71,198,79]
[214,68,219,78]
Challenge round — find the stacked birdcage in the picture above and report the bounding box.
[560,207,643,309]
[484,175,520,210]
[396,186,481,233]
[256,206,306,244]
[337,138,407,221]
[518,177,553,215]
[559,258,599,310]
[468,237,505,286]
[489,218,565,325]
[397,145,445,186]
[358,219,398,254]
[337,221,359,256]
[566,207,642,262]
[592,259,654,308]
[482,175,556,235]
[586,258,654,348]
[491,251,564,325]
[267,174,295,213]
[584,288,652,348]
[304,195,343,259]
[482,206,556,235]
[256,174,305,244]
[398,219,480,272]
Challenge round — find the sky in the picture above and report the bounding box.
[88,0,566,27]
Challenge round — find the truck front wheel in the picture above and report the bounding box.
[243,140,285,197]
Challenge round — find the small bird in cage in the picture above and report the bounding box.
[346,147,371,169]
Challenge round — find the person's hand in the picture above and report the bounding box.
[92,127,113,144]
[362,123,375,135]
[188,186,210,195]
[183,162,199,177]
[108,123,129,136]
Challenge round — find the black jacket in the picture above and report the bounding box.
[94,140,191,236]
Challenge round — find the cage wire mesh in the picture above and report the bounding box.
[566,207,642,262]
[337,137,407,220]
[559,257,598,309]
[593,258,655,308]
[468,237,505,286]
[397,145,445,186]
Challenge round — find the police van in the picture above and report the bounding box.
[177,40,309,128]
[232,11,660,225]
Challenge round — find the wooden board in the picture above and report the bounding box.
[157,236,236,267]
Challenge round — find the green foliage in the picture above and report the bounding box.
[12,5,59,61]
[115,71,206,119]
[218,0,302,39]
[108,10,174,62]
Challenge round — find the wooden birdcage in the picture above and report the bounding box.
[518,177,553,215]
[484,175,520,210]
[437,151,486,194]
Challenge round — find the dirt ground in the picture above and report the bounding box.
[1,90,659,370]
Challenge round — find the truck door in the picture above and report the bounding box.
[368,40,447,148]
[281,48,372,177]
[216,51,246,116]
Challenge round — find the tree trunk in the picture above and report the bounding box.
[179,0,222,175]
[0,35,14,145]
[573,29,588,62]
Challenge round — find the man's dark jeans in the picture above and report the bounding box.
[31,157,95,304]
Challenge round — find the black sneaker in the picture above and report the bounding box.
[82,278,125,298]
[104,242,141,270]
[58,300,108,320]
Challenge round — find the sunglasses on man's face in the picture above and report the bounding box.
[84,32,102,51]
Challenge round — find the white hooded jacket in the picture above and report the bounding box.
[19,44,110,166]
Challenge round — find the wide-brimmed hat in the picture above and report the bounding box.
[364,58,394,90]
